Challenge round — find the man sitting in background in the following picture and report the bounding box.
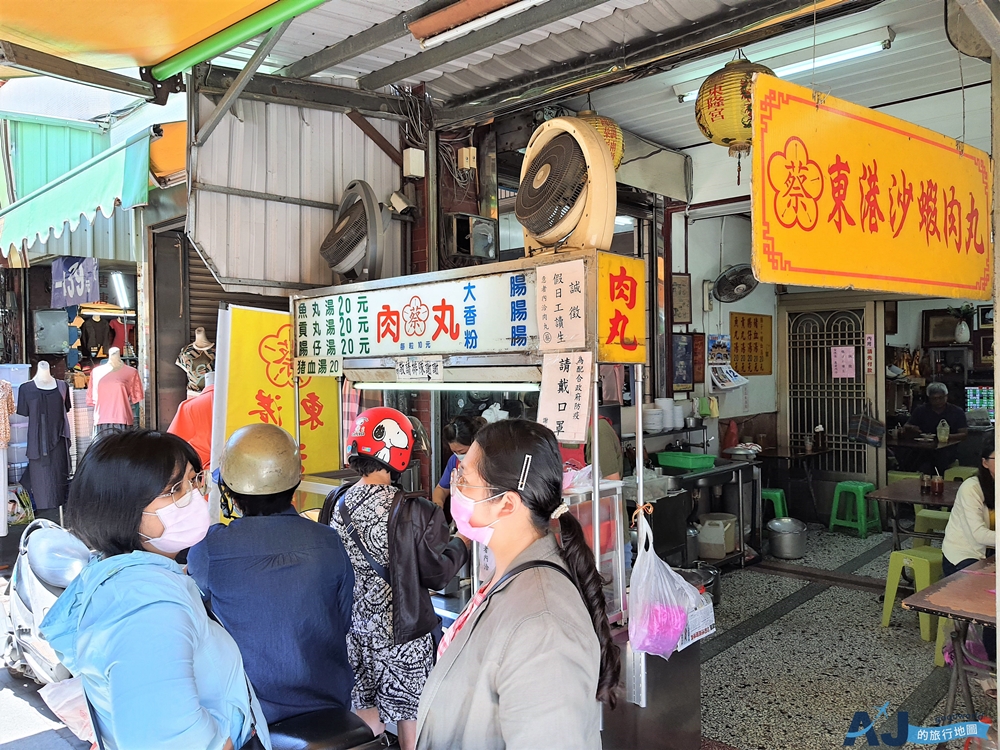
[903,382,969,474]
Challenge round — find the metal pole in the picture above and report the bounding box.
[591,376,601,566]
[1,446,7,537]
[427,130,439,273]
[294,376,302,451]
[991,51,1000,725]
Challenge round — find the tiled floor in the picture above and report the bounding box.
[700,529,994,750]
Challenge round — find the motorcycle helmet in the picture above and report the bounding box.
[348,407,414,474]
[220,424,301,495]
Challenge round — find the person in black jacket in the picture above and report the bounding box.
[319,407,468,750]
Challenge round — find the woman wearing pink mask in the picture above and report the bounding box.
[40,430,269,750]
[416,419,620,750]
[431,416,486,511]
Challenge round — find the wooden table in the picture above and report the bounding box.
[903,559,996,743]
[757,447,833,519]
[887,435,968,451]
[866,478,959,551]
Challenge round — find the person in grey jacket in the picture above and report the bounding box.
[416,419,620,750]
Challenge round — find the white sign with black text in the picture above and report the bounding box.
[537,352,593,443]
[395,356,444,381]
[536,260,587,351]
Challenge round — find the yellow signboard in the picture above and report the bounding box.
[225,306,341,475]
[752,75,993,299]
[597,252,647,363]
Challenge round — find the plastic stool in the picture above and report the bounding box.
[829,481,880,538]
[944,466,978,482]
[881,547,943,641]
[887,471,921,484]
[912,508,950,548]
[761,488,788,518]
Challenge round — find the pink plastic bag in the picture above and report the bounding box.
[39,677,96,745]
[628,514,702,658]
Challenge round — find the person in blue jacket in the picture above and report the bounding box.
[188,423,355,724]
[41,429,269,750]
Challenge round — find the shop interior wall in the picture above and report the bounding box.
[886,297,987,350]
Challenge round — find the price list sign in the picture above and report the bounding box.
[537,352,593,443]
[536,259,587,350]
[729,313,773,375]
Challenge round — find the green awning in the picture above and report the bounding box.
[0,129,150,258]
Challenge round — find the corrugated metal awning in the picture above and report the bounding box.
[0,129,150,258]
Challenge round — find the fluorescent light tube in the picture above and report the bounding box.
[354,381,540,392]
[673,27,894,103]
[420,0,551,50]
[111,272,130,309]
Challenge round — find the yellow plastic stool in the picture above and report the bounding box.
[913,509,950,548]
[882,547,943,641]
[944,466,978,482]
[887,471,921,484]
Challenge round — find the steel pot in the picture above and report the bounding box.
[768,517,808,560]
[724,446,757,462]
[685,416,703,429]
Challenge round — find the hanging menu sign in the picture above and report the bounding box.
[293,270,538,375]
[729,313,773,376]
[537,352,593,443]
[536,259,587,350]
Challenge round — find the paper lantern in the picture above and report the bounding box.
[577,110,625,170]
[694,59,775,157]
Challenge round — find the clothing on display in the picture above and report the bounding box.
[79,317,112,360]
[87,364,143,426]
[109,318,135,355]
[16,381,71,510]
[167,385,214,468]
[176,344,216,393]
[600,365,624,405]
[93,423,130,437]
[0,381,14,448]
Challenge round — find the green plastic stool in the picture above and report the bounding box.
[913,508,950,548]
[881,547,943,641]
[944,466,978,482]
[887,471,921,484]
[761,488,788,518]
[829,481,880,538]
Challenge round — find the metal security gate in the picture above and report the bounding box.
[783,305,876,480]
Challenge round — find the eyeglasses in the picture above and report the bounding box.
[157,470,208,503]
[451,468,497,493]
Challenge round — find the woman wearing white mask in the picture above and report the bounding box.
[416,419,620,750]
[41,429,269,750]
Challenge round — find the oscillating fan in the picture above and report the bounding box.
[515,117,616,255]
[711,264,759,303]
[320,180,391,283]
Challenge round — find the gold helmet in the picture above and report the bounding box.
[220,424,301,496]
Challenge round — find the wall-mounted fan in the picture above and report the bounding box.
[706,264,759,307]
[320,180,391,283]
[515,117,616,255]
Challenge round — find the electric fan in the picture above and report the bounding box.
[320,180,391,283]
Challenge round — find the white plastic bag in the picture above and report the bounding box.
[481,403,508,423]
[628,514,702,659]
[562,465,593,492]
[39,677,96,744]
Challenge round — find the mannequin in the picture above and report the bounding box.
[17,363,72,516]
[177,327,216,397]
[88,347,144,435]
[167,370,215,469]
[0,378,13,537]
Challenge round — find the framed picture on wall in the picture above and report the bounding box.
[974,330,994,368]
[884,301,898,335]
[692,333,706,385]
[978,305,994,330]
[922,309,958,347]
[671,274,693,325]
[672,334,694,392]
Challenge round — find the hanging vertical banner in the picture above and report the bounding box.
[537,352,593,443]
[865,334,876,375]
[729,313,773,375]
[224,306,341,475]
[51,257,99,307]
[752,74,992,299]
[536,259,587,350]
[597,252,646,363]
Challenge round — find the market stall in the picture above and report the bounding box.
[285,246,736,749]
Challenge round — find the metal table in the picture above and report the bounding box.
[902,559,996,748]
[756,446,832,520]
[866,478,958,551]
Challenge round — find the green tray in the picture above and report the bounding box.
[655,452,716,470]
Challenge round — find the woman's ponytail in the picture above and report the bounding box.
[557,512,621,708]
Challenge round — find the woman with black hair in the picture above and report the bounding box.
[40,429,269,750]
[431,415,486,510]
[416,419,620,750]
[942,438,997,661]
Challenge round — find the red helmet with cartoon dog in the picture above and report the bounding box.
[347,407,414,474]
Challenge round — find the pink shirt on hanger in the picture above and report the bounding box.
[87,365,144,425]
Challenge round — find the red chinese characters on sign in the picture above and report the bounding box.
[827,155,855,232]
[377,304,401,343]
[250,389,283,426]
[605,310,638,351]
[703,84,726,123]
[609,266,638,310]
[767,136,824,231]
[944,186,962,252]
[259,325,300,390]
[889,171,913,238]
[966,194,986,255]
[858,160,885,233]
[917,179,943,245]
[431,299,460,341]
[300,392,325,430]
